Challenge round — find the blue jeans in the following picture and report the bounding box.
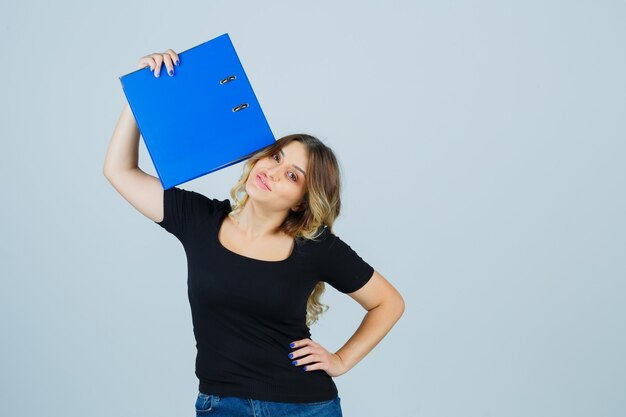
[195,392,343,417]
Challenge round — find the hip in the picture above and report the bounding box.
[195,392,343,417]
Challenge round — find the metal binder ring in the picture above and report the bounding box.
[220,75,236,84]
[232,103,249,112]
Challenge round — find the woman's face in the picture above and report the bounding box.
[246,141,309,213]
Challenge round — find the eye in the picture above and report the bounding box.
[271,152,297,182]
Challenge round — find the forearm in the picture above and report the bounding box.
[334,301,404,373]
[103,102,141,176]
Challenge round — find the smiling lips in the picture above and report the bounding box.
[256,174,271,191]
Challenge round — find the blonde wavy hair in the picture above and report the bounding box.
[228,134,342,328]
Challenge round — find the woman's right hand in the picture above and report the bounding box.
[137,49,180,78]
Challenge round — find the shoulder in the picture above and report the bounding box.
[168,186,230,206]
[294,226,348,259]
[301,227,374,293]
[311,227,370,265]
[163,186,231,219]
[156,187,229,238]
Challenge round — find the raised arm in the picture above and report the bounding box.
[103,49,180,223]
[103,102,165,223]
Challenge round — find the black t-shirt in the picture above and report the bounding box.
[154,187,374,403]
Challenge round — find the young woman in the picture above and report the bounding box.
[104,49,405,417]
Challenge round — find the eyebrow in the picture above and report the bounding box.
[280,149,306,177]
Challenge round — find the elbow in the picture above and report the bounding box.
[103,167,122,180]
[103,164,113,178]
[380,295,405,318]
[392,288,405,315]
[397,297,405,317]
[391,293,405,319]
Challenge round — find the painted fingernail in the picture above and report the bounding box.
[303,366,307,371]
[169,69,173,76]
[288,353,293,359]
[175,60,180,66]
[292,360,297,365]
[290,343,295,348]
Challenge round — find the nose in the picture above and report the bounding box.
[266,165,281,181]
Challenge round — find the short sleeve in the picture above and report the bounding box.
[319,232,375,294]
[155,186,227,243]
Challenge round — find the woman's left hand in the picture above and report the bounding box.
[288,338,348,377]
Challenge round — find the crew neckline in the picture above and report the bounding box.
[214,204,296,264]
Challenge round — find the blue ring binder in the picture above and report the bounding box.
[119,33,276,189]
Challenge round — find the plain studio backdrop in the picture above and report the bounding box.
[1,1,624,416]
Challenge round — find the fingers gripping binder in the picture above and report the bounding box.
[119,33,276,189]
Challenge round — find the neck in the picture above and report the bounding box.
[233,200,288,240]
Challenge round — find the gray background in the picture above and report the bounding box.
[1,1,624,416]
